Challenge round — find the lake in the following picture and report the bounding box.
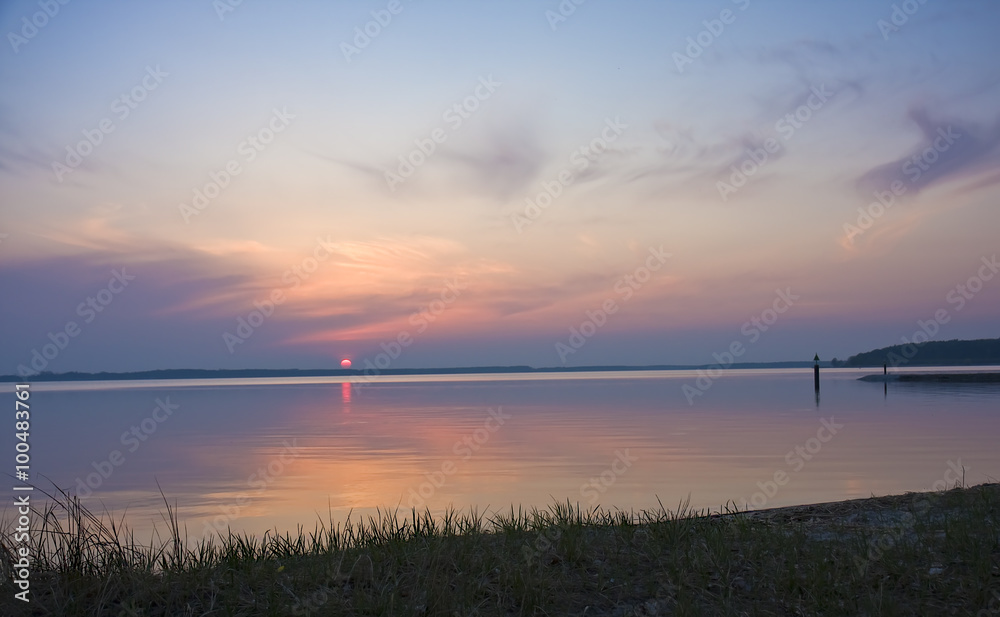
[4,367,999,542]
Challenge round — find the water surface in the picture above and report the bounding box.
[5,367,998,540]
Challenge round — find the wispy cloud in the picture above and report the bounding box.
[856,108,1000,195]
[438,116,547,201]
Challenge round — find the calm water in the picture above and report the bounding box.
[4,367,999,541]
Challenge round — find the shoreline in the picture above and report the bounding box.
[0,361,827,382]
[859,372,1000,383]
[2,483,998,615]
[6,363,1000,384]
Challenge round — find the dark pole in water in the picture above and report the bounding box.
[813,354,820,392]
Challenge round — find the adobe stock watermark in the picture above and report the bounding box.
[383,75,501,192]
[511,116,627,233]
[880,255,997,368]
[17,268,136,377]
[843,125,960,244]
[340,0,409,62]
[742,417,843,510]
[179,107,295,223]
[682,287,799,404]
[717,84,834,201]
[350,279,466,385]
[944,255,998,312]
[580,449,638,504]
[223,237,336,353]
[7,0,71,53]
[554,246,671,364]
[199,439,302,540]
[854,459,969,577]
[877,0,931,41]
[213,0,246,22]
[406,407,510,508]
[52,65,168,183]
[522,524,562,567]
[72,397,181,499]
[673,0,751,73]
[544,0,588,31]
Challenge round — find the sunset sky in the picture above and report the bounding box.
[1,0,998,373]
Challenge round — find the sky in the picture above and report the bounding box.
[1,0,998,374]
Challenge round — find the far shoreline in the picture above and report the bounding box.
[5,361,1000,383]
[859,371,1000,383]
[0,361,825,383]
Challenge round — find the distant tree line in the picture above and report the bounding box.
[835,337,1000,368]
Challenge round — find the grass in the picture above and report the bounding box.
[1,483,998,616]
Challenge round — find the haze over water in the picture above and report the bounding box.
[7,368,998,540]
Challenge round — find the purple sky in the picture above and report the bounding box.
[1,0,999,374]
